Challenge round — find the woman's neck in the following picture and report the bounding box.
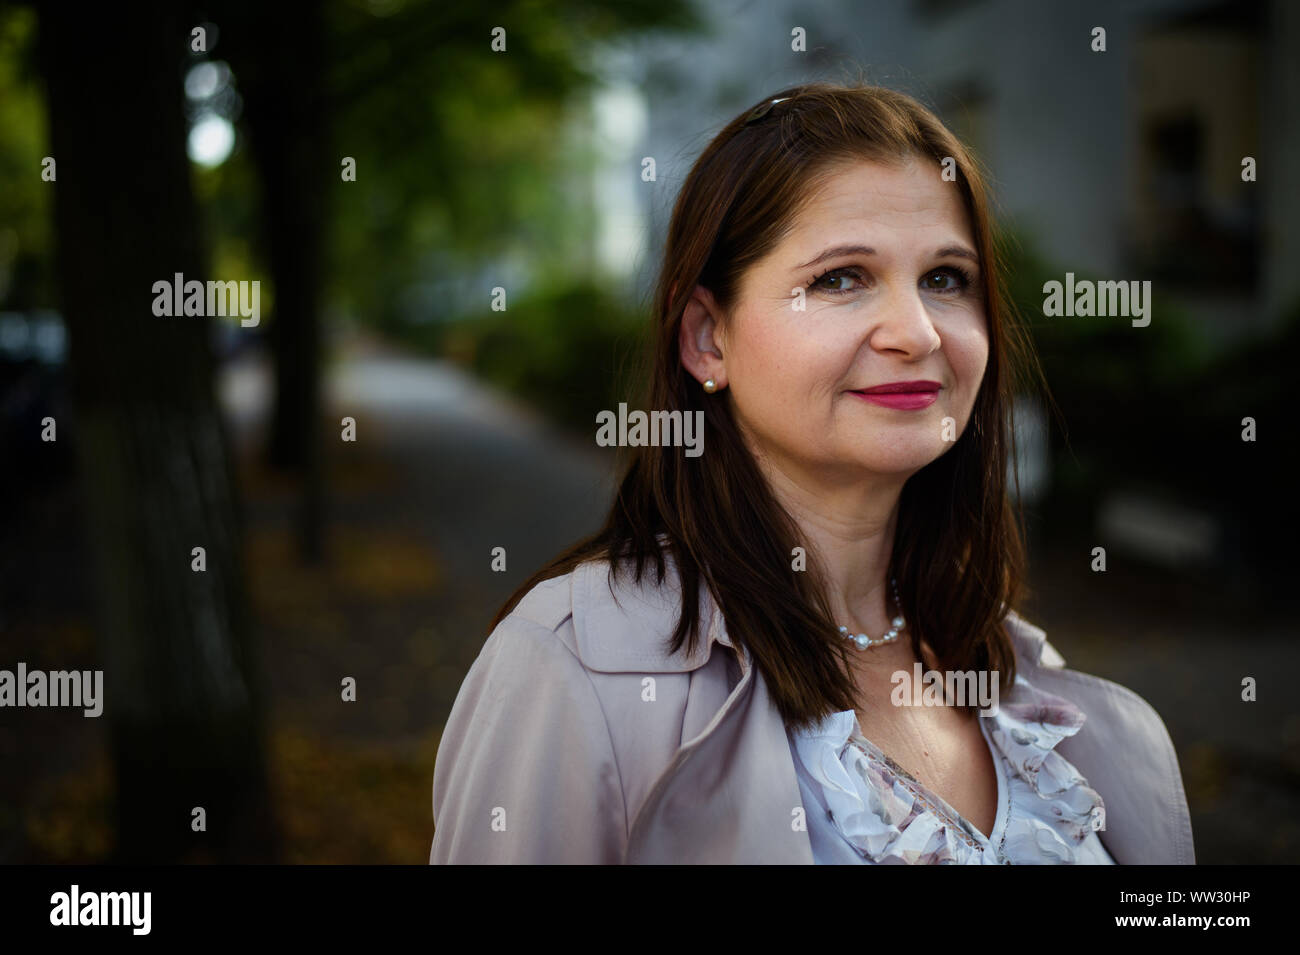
[758,454,908,635]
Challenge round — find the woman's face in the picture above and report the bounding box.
[686,156,989,485]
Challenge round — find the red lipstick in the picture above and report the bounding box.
[848,380,941,410]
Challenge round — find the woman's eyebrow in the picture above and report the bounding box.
[792,243,980,271]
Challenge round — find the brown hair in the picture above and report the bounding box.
[490,81,1046,733]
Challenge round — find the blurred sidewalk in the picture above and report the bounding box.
[215,332,618,861]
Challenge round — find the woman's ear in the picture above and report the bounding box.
[679,285,726,389]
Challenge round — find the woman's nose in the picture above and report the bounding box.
[871,283,942,356]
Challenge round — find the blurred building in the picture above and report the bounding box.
[575,0,1294,346]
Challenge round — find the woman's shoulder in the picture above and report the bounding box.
[1002,609,1195,863]
[431,555,720,862]
[1002,608,1170,731]
[498,568,577,634]
[431,562,630,863]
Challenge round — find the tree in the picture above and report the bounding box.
[221,0,330,560]
[36,0,278,862]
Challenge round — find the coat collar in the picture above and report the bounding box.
[570,551,734,673]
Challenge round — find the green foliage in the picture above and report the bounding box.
[997,226,1293,579]
[996,227,1212,503]
[1181,297,1299,571]
[0,7,53,309]
[413,279,651,431]
[322,0,702,335]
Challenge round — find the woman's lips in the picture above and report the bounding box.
[847,390,939,410]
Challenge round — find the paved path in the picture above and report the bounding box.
[229,340,620,701]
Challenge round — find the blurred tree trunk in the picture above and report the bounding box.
[37,1,278,863]
[223,1,329,562]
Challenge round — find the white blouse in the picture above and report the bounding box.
[787,673,1115,864]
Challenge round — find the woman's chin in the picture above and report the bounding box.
[841,448,941,476]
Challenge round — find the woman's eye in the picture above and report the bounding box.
[809,267,864,294]
[922,266,974,293]
[809,265,975,296]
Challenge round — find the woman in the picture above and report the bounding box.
[429,82,1195,864]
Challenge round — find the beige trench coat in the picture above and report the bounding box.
[429,553,1195,864]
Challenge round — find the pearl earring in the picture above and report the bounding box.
[703,378,717,393]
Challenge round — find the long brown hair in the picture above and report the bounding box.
[491,81,1046,733]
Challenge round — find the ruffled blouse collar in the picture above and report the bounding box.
[790,675,1107,864]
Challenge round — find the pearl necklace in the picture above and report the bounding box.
[838,577,905,650]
